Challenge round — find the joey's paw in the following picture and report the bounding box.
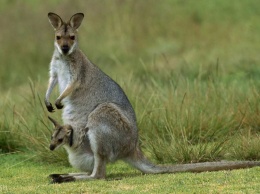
[55,100,64,109]
[46,103,55,112]
[49,174,75,184]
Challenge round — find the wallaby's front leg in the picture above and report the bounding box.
[55,81,79,109]
[45,76,58,112]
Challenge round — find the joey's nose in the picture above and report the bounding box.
[50,144,55,151]
[61,45,69,54]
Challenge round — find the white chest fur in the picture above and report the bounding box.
[51,57,71,94]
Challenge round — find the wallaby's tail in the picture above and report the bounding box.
[125,147,260,174]
[164,160,260,173]
[125,147,169,174]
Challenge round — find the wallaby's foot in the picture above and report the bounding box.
[49,174,75,184]
[46,102,55,112]
[49,173,65,179]
[49,173,100,183]
[55,100,64,109]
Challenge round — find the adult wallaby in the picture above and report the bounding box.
[45,13,260,183]
[48,116,260,183]
[45,12,136,131]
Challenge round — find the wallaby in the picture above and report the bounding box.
[45,13,260,183]
[48,116,260,183]
[45,12,137,130]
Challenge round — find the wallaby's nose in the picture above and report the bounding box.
[50,144,56,151]
[61,45,69,54]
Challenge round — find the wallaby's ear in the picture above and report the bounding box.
[69,13,84,30]
[48,12,63,30]
[48,116,60,128]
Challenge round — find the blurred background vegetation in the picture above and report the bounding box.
[0,0,260,164]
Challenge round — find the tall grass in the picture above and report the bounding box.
[0,80,67,162]
[0,0,260,164]
[136,67,260,163]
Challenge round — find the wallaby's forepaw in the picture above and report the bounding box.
[55,100,64,109]
[49,174,75,184]
[46,103,55,113]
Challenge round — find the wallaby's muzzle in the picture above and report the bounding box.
[61,45,70,54]
[50,144,56,151]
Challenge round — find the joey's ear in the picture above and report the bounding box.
[48,116,60,128]
[69,13,84,29]
[67,126,73,147]
[48,12,63,30]
[65,125,73,135]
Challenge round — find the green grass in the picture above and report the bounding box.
[0,0,260,193]
[0,0,260,163]
[0,153,259,194]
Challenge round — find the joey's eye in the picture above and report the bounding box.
[56,36,61,40]
[58,138,63,143]
[70,36,75,40]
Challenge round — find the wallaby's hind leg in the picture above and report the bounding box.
[86,103,137,177]
[49,173,90,184]
[49,155,106,183]
[90,154,106,179]
[49,174,76,183]
[49,173,97,184]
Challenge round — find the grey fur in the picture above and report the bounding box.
[46,13,260,183]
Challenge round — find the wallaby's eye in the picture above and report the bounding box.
[70,36,75,40]
[56,36,61,40]
[58,138,63,143]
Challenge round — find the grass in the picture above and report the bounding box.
[0,0,260,193]
[0,153,259,194]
